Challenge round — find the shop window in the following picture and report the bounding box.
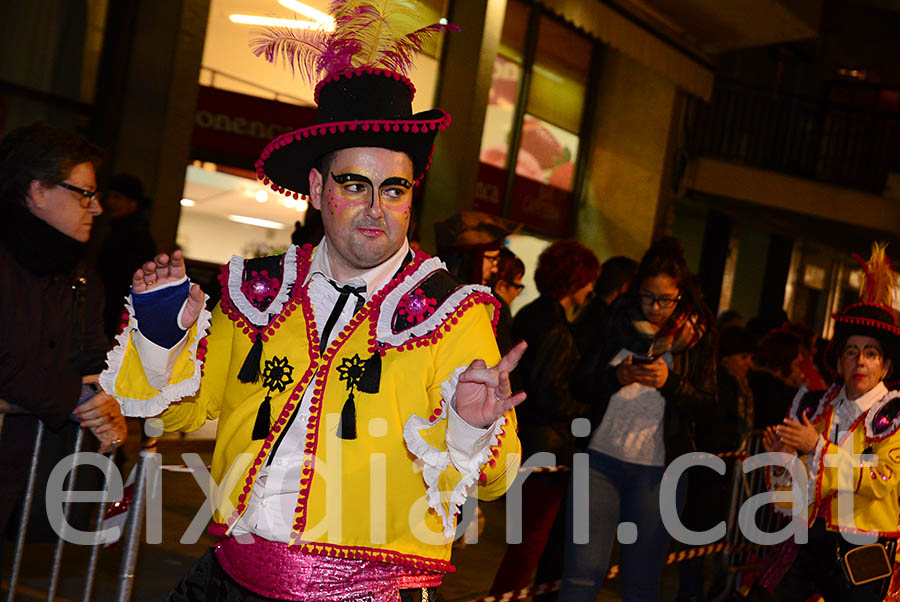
[475,2,594,237]
[478,0,528,173]
[516,15,590,191]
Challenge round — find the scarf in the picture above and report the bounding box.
[0,201,86,275]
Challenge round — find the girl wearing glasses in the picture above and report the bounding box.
[759,244,900,601]
[561,236,716,601]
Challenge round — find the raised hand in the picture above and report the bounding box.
[132,250,205,329]
[776,413,818,455]
[763,425,797,455]
[456,341,528,429]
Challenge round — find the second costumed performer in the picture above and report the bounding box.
[761,243,900,601]
[99,3,525,600]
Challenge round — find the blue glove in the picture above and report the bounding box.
[131,278,191,348]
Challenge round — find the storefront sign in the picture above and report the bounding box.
[473,163,506,216]
[474,162,573,237]
[192,86,316,168]
[509,175,572,237]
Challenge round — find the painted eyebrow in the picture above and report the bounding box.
[381,177,412,188]
[331,172,373,186]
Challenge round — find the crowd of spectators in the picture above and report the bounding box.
[481,234,836,602]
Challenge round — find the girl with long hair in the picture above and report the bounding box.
[561,236,716,601]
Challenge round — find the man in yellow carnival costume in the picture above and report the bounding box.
[99,4,524,600]
[761,244,900,601]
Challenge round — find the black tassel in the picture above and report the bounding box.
[337,393,357,440]
[238,334,264,383]
[252,396,271,440]
[357,353,382,394]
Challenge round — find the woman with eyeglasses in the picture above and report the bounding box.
[0,122,127,541]
[561,236,716,602]
[487,248,526,356]
[758,245,900,601]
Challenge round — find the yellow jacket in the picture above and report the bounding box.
[773,385,900,537]
[101,246,521,572]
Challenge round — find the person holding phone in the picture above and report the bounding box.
[562,237,716,601]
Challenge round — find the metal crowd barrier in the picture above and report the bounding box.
[711,429,782,601]
[470,431,780,602]
[0,404,148,602]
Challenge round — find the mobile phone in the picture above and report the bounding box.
[632,355,655,365]
[78,383,100,404]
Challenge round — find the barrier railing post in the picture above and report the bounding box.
[114,450,148,602]
[81,468,111,602]
[5,417,42,602]
[45,427,85,601]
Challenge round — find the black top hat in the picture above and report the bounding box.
[824,302,900,373]
[255,68,450,198]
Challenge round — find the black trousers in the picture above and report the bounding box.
[774,520,893,602]
[167,548,442,602]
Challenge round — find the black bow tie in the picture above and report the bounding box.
[320,281,367,352]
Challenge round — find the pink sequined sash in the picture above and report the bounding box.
[215,535,442,601]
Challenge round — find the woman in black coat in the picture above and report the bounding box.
[0,122,127,539]
[490,239,599,598]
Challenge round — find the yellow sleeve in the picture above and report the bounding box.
[158,303,235,432]
[100,300,234,433]
[403,299,522,538]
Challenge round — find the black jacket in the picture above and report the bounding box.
[575,299,717,464]
[747,368,796,429]
[0,203,108,534]
[512,296,587,463]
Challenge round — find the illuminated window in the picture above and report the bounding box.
[475,3,594,236]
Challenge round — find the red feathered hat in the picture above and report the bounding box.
[824,243,900,373]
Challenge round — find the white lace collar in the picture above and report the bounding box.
[305,236,409,297]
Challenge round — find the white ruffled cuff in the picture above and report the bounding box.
[100,292,212,418]
[805,435,826,504]
[805,435,826,478]
[447,392,502,474]
[402,365,507,539]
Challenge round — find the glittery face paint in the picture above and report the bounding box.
[328,174,370,216]
[379,177,412,213]
[310,147,415,281]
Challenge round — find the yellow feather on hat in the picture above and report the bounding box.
[853,242,898,308]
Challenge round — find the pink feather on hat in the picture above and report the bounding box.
[249,0,459,85]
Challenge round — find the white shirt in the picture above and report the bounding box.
[588,348,673,466]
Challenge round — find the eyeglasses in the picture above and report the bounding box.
[841,346,883,362]
[638,291,680,309]
[57,181,99,208]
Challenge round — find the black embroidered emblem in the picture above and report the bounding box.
[262,356,294,393]
[336,355,366,389]
[252,356,295,440]
[334,353,382,440]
